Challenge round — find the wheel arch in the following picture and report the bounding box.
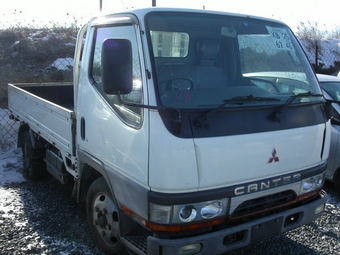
[18,123,47,149]
[77,163,103,203]
[76,149,112,203]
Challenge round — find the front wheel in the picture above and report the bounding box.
[86,177,127,255]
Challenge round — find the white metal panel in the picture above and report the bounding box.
[148,111,199,193]
[8,84,74,155]
[76,82,149,188]
[193,124,327,190]
[149,116,326,192]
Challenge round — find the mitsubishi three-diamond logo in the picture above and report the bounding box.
[268,148,279,163]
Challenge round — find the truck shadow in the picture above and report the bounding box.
[15,176,104,254]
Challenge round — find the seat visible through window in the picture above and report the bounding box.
[195,39,229,88]
[157,39,229,93]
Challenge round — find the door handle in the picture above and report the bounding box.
[80,117,85,141]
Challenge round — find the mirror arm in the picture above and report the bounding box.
[116,92,183,134]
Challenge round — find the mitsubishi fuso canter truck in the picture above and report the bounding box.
[8,7,331,255]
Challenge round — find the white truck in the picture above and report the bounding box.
[8,7,330,255]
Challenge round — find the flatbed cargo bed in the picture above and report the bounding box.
[8,83,75,156]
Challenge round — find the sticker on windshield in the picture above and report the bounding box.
[266,26,294,51]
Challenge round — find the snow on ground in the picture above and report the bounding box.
[0,109,26,219]
[0,109,25,186]
[0,147,25,186]
[49,57,74,71]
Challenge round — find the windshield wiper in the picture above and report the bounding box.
[269,91,323,123]
[194,94,280,128]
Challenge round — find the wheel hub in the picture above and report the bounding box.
[92,194,119,243]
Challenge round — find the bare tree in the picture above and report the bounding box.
[296,21,328,40]
[331,26,340,39]
[296,22,330,73]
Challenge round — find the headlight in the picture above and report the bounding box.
[201,202,223,219]
[179,205,197,222]
[150,198,229,225]
[300,173,324,195]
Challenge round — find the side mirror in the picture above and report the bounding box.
[101,39,132,94]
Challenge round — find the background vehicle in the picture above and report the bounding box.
[8,8,329,255]
[317,73,340,189]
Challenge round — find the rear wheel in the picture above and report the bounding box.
[86,177,127,255]
[22,131,47,180]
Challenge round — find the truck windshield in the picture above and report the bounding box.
[146,12,323,109]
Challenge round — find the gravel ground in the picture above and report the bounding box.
[0,172,339,255]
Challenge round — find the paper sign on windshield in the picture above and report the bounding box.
[266,26,294,51]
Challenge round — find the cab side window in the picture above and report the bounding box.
[91,25,143,128]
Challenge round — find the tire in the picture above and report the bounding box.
[22,131,47,180]
[86,177,127,255]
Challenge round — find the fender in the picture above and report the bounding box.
[76,149,110,202]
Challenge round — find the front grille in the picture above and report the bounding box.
[231,190,296,218]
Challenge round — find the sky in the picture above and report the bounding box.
[0,0,339,32]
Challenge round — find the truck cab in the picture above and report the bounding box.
[73,8,329,254]
[9,8,329,255]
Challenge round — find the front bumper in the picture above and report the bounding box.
[146,191,326,255]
